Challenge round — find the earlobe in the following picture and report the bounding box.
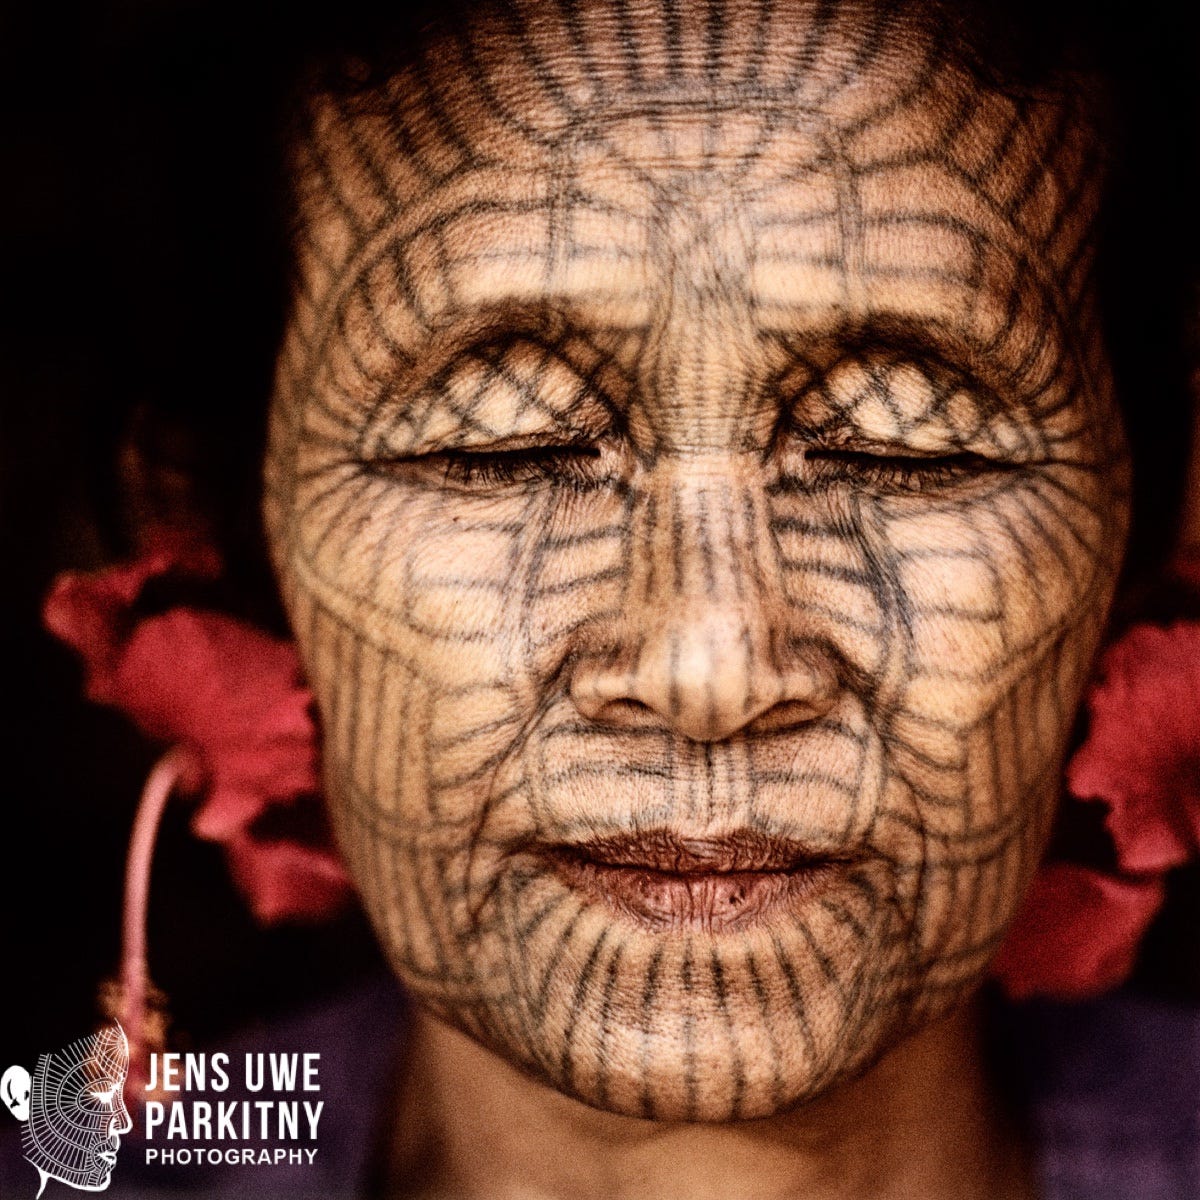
[1,1064,31,1121]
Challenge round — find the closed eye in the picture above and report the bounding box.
[378,443,605,492]
[800,448,1014,493]
[90,1087,117,1104]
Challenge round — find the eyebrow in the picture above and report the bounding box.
[388,299,608,392]
[421,298,583,346]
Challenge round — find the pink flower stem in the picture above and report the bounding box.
[119,745,202,1060]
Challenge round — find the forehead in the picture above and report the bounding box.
[287,0,1101,377]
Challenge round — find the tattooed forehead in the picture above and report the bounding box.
[285,0,1104,398]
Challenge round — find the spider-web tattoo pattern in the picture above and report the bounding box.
[263,0,1129,1121]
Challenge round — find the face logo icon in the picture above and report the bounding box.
[3,1024,132,1197]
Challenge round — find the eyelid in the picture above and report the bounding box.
[778,334,1022,449]
[356,335,615,463]
[372,441,607,493]
[796,446,1017,494]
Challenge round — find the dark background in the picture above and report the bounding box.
[2,0,1199,1068]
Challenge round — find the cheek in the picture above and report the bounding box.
[273,460,625,882]
[870,466,1128,960]
[883,467,1125,797]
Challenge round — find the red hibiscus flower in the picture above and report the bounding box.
[991,864,1166,1000]
[1068,622,1200,873]
[43,532,354,923]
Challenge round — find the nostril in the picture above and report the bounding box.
[743,696,837,735]
[583,696,663,730]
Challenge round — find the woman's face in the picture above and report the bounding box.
[264,0,1130,1120]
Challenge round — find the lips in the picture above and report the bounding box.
[540,829,845,932]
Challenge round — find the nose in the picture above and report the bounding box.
[572,618,839,741]
[568,473,841,742]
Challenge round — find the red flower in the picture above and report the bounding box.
[43,537,354,924]
[43,528,221,699]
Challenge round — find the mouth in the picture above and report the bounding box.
[97,1150,117,1168]
[539,829,849,932]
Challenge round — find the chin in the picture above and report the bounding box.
[423,888,929,1123]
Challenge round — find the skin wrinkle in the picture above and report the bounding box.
[263,1,1130,1194]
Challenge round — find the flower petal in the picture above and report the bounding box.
[992,863,1165,1000]
[42,533,221,699]
[222,831,355,925]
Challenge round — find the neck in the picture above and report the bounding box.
[382,996,1035,1200]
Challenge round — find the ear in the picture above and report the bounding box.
[1,1065,31,1121]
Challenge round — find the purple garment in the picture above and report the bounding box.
[1006,992,1200,1198]
[3,979,1198,1198]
